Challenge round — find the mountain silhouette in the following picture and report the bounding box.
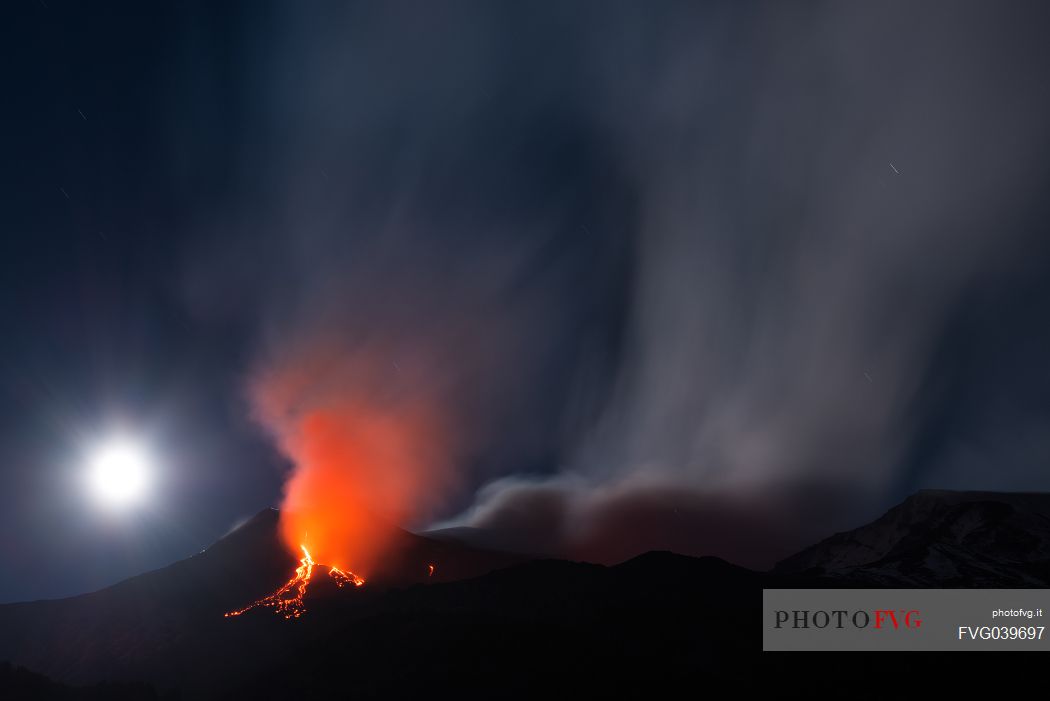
[1,490,1048,698]
[0,507,524,690]
[774,489,1050,585]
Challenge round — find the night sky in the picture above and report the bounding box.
[3,0,1050,602]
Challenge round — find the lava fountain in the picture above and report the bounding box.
[225,345,460,620]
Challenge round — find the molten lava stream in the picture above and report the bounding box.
[224,544,364,620]
[328,565,366,589]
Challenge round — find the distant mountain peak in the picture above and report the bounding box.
[774,489,1050,586]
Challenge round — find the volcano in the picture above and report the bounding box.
[2,490,1049,699]
[0,508,524,690]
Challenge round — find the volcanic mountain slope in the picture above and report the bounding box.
[0,549,768,699]
[0,662,156,701]
[4,490,1050,699]
[0,515,764,698]
[774,489,1050,585]
[0,508,525,688]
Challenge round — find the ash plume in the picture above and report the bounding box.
[182,1,1050,568]
[441,0,1050,565]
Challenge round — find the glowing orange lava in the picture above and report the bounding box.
[427,563,435,577]
[224,544,364,620]
[329,565,366,589]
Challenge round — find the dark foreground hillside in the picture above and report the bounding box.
[2,551,1040,700]
[0,663,155,701]
[3,491,1049,699]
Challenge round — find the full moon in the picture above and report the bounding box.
[87,438,152,508]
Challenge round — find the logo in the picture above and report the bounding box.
[773,609,923,630]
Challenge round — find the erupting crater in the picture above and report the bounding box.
[224,544,364,619]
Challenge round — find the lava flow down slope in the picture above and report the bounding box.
[0,507,525,688]
[3,491,1050,699]
[223,544,365,620]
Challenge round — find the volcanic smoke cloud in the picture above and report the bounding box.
[250,341,460,574]
[188,1,1050,569]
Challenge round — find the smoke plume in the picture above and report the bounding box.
[184,1,1050,568]
[250,340,458,573]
